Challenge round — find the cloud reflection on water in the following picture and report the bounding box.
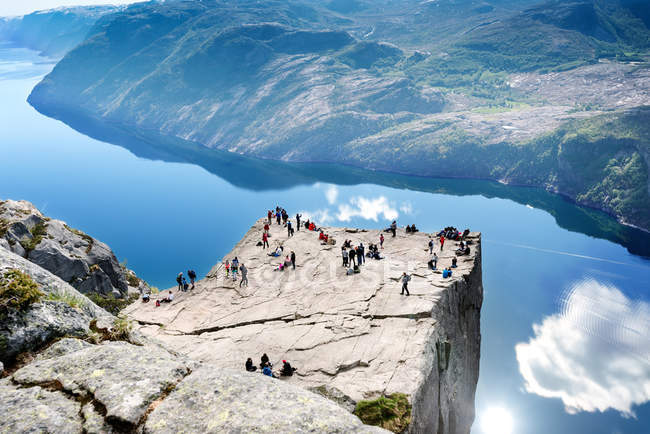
[516,279,650,417]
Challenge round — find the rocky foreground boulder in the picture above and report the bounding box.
[1,322,386,433]
[127,219,483,433]
[0,199,135,298]
[0,248,111,365]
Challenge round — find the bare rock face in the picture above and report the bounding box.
[0,199,128,297]
[127,219,483,433]
[1,337,387,433]
[0,248,111,365]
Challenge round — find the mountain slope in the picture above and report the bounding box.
[27,0,650,230]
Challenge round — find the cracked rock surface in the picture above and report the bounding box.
[127,219,483,433]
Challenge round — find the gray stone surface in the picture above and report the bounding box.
[12,341,192,426]
[0,199,129,297]
[128,219,483,433]
[37,337,94,361]
[82,402,115,434]
[0,248,111,364]
[0,379,82,433]
[145,367,387,434]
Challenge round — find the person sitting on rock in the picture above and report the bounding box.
[245,358,257,372]
[161,291,174,303]
[262,365,273,377]
[451,257,458,268]
[142,292,150,303]
[260,353,272,369]
[284,256,291,269]
[280,360,297,376]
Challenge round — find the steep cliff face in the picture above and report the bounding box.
[126,219,483,433]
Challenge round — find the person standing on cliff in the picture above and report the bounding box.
[267,210,273,225]
[262,231,269,249]
[296,213,301,231]
[428,238,434,255]
[391,221,397,237]
[290,250,296,270]
[349,247,356,267]
[342,247,349,267]
[188,269,196,289]
[401,272,411,296]
[440,235,445,251]
[380,233,384,249]
[176,272,183,291]
[239,263,248,287]
[287,221,293,237]
[358,243,365,264]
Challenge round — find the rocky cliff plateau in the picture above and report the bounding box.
[0,213,391,433]
[126,219,483,433]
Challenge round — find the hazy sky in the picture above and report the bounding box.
[0,1,143,17]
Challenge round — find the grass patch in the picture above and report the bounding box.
[88,315,134,343]
[20,222,48,253]
[87,292,139,315]
[89,264,100,273]
[0,218,8,238]
[126,272,139,287]
[354,393,411,433]
[47,290,86,309]
[64,224,94,253]
[0,269,44,312]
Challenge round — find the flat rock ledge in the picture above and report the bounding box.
[127,219,483,433]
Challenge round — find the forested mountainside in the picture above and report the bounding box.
[26,0,650,230]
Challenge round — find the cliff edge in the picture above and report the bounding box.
[127,219,483,433]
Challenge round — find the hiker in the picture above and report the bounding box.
[264,222,270,233]
[429,252,438,270]
[428,238,434,255]
[182,277,189,292]
[176,272,183,291]
[440,235,445,251]
[296,213,301,231]
[276,211,281,225]
[358,243,365,264]
[188,269,196,289]
[260,353,271,369]
[240,263,248,287]
[462,228,470,239]
[245,358,257,372]
[290,251,296,270]
[391,221,397,237]
[287,221,293,237]
[342,247,349,267]
[380,233,384,249]
[231,257,239,281]
[349,247,356,267]
[225,260,230,278]
[267,210,273,225]
[401,272,411,296]
[281,360,297,377]
[451,257,457,268]
[309,222,316,231]
[262,231,269,249]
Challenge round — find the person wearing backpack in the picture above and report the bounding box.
[401,272,411,296]
[176,272,183,291]
[428,238,434,255]
[188,269,196,289]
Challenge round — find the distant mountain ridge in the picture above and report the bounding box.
[0,6,120,57]
[21,0,650,230]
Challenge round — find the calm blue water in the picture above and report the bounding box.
[1,46,649,434]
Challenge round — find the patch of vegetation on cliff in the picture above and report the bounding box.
[0,269,44,312]
[0,218,8,238]
[20,222,48,253]
[87,292,139,315]
[46,290,86,309]
[354,393,411,433]
[64,224,94,253]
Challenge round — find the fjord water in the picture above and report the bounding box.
[1,46,649,433]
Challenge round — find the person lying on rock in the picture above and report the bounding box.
[280,360,297,377]
[245,358,257,372]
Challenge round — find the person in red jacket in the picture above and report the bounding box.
[440,235,445,251]
[262,232,269,249]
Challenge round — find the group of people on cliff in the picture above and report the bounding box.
[245,353,297,378]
